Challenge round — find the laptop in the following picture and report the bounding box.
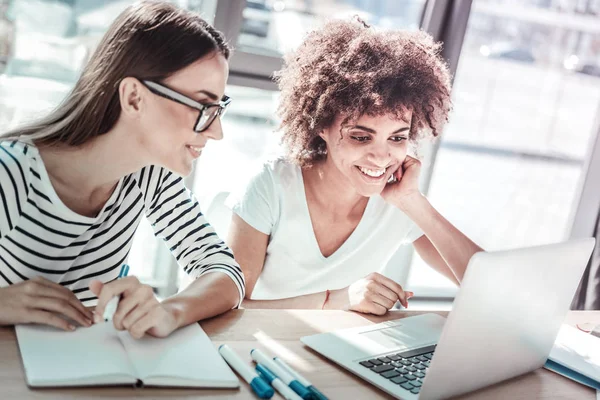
[301,238,596,399]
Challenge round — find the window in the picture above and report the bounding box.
[236,0,426,57]
[8,0,595,302]
[0,0,452,296]
[0,0,219,288]
[406,0,600,297]
[179,85,281,289]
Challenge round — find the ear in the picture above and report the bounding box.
[318,129,328,144]
[118,77,144,117]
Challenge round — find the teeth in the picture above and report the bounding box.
[188,146,202,152]
[359,166,385,177]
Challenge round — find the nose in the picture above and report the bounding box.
[202,117,224,141]
[366,142,392,166]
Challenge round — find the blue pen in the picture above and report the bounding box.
[251,349,312,400]
[219,345,274,399]
[103,264,129,321]
[274,357,329,400]
[256,364,303,400]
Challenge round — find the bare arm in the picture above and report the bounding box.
[403,194,483,284]
[382,156,482,285]
[413,235,460,286]
[226,214,325,308]
[162,272,240,327]
[227,214,268,298]
[227,214,411,313]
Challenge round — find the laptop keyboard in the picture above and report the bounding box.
[358,344,436,395]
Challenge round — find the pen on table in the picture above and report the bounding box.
[103,264,129,322]
[256,364,303,400]
[251,348,312,400]
[219,345,274,399]
[274,357,329,400]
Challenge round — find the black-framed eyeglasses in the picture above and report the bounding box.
[142,80,231,133]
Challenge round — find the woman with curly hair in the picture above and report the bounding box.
[227,19,482,315]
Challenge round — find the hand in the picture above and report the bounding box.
[90,277,179,339]
[0,277,93,330]
[381,155,422,209]
[327,273,413,316]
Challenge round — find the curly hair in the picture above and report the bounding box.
[274,18,452,166]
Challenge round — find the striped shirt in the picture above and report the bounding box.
[0,140,245,305]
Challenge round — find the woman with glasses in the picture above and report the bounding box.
[227,19,483,315]
[0,1,243,339]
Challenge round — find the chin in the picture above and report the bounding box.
[354,183,385,197]
[164,160,193,177]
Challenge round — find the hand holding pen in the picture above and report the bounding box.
[103,264,129,322]
[89,264,179,339]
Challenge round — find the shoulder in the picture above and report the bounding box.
[131,165,178,198]
[253,156,300,186]
[0,140,34,184]
[0,140,33,165]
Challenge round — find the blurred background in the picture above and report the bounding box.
[1,0,599,305]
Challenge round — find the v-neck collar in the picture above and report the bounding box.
[298,166,373,262]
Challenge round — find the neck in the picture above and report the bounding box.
[38,120,148,195]
[303,157,367,216]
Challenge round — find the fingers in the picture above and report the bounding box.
[361,297,388,316]
[26,309,76,331]
[369,273,410,308]
[365,291,396,310]
[390,164,403,181]
[366,280,398,304]
[129,308,162,339]
[121,301,156,332]
[27,278,93,322]
[88,279,104,296]
[25,296,91,328]
[402,155,420,167]
[94,276,140,318]
[112,285,156,331]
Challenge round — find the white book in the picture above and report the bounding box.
[544,324,600,390]
[15,322,239,388]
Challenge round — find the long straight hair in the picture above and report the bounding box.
[0,0,230,146]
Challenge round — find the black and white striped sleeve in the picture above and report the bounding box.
[142,167,245,306]
[0,144,29,239]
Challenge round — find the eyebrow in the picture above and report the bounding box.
[195,90,219,101]
[351,125,410,135]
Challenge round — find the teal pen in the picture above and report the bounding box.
[103,264,130,321]
[256,364,303,400]
[251,349,312,400]
[219,345,274,399]
[274,357,329,400]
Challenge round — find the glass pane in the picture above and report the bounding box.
[236,0,426,57]
[0,0,218,283]
[178,85,281,288]
[193,85,281,212]
[407,0,600,296]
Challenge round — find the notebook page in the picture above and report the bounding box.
[548,324,600,382]
[16,323,137,386]
[118,323,238,388]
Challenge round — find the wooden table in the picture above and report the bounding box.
[1,310,598,399]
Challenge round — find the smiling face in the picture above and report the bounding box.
[319,112,412,197]
[138,52,229,176]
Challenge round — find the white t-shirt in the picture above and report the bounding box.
[227,158,423,300]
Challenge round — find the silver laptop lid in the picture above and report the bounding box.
[419,238,595,400]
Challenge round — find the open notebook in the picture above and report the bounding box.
[544,324,600,390]
[15,322,239,388]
